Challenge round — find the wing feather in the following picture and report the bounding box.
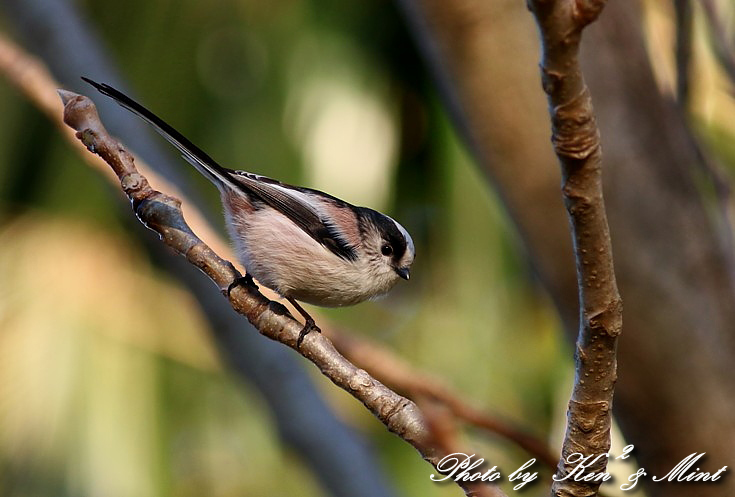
[232,173,359,261]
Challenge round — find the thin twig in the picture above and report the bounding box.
[57,90,507,497]
[525,1,623,496]
[330,330,558,470]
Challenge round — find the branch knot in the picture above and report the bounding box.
[551,89,600,161]
[573,0,607,28]
[120,172,147,195]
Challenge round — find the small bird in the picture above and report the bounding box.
[83,78,415,346]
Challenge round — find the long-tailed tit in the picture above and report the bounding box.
[83,78,415,346]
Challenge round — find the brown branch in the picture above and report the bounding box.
[0,32,232,259]
[397,2,735,496]
[525,1,623,497]
[0,30,538,486]
[0,32,427,496]
[330,330,558,470]
[418,399,500,497]
[57,89,507,497]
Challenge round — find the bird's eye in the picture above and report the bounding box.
[381,244,393,256]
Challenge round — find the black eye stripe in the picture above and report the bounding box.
[356,207,407,260]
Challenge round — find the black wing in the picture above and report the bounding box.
[84,78,358,261]
[233,173,358,261]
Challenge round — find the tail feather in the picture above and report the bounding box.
[81,77,236,189]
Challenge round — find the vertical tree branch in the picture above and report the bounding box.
[525,1,623,496]
[396,1,735,495]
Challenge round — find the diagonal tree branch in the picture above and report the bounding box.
[57,89,506,497]
[0,30,399,497]
[330,330,559,470]
[0,29,554,487]
[525,1,623,496]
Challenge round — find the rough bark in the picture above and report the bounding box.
[526,1,622,495]
[398,1,735,496]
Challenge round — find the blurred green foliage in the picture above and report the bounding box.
[0,1,575,496]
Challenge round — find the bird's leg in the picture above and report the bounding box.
[226,273,258,297]
[287,297,321,348]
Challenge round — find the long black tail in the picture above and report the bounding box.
[82,77,237,189]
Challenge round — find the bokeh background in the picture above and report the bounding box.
[1,1,734,497]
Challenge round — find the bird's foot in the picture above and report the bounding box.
[286,297,321,348]
[226,274,258,297]
[297,319,321,349]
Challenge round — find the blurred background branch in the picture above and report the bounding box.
[700,0,735,91]
[330,330,558,470]
[675,0,693,105]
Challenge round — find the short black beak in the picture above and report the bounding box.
[395,267,410,280]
